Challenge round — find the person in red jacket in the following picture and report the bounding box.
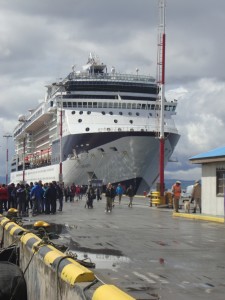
[0,184,9,214]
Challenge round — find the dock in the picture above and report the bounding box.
[1,195,225,299]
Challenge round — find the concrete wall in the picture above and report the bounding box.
[0,216,135,300]
[202,163,225,216]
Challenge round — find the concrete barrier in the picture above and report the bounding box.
[0,215,137,300]
[92,284,136,300]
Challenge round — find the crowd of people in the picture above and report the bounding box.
[0,181,136,217]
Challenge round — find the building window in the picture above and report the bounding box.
[216,169,225,196]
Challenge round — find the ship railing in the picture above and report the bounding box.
[67,72,155,83]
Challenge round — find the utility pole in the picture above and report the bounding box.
[3,134,12,185]
[157,0,166,197]
[56,82,64,184]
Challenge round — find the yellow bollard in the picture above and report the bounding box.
[150,191,161,206]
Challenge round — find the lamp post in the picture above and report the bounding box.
[3,134,12,185]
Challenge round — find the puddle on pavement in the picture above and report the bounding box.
[68,250,130,269]
[23,223,130,269]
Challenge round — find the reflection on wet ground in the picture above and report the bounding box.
[23,222,130,270]
[69,251,130,269]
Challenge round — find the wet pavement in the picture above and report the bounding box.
[21,196,225,300]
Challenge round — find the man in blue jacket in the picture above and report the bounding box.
[30,182,43,216]
[116,183,124,204]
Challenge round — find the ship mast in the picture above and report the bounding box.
[157,0,166,197]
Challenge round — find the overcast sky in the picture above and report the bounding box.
[0,0,225,184]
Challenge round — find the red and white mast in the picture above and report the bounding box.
[157,0,166,197]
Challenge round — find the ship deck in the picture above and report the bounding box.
[21,195,225,300]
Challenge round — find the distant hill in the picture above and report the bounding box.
[165,179,195,190]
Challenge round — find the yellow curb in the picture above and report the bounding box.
[173,212,224,223]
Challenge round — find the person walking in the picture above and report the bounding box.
[191,180,201,213]
[171,181,181,212]
[116,183,124,204]
[105,183,114,213]
[126,185,135,208]
[86,184,95,208]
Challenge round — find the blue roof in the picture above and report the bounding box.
[190,145,225,160]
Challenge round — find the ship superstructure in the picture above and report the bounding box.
[11,54,179,193]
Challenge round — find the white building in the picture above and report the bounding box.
[190,146,225,217]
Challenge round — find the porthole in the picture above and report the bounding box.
[79,111,83,115]
[136,112,140,116]
[72,111,75,115]
[102,111,106,115]
[128,112,132,116]
[118,128,121,131]
[78,119,82,123]
[149,113,152,116]
[87,111,91,115]
[109,111,113,115]
[130,120,133,124]
[119,112,123,115]
[114,120,118,123]
[86,127,90,131]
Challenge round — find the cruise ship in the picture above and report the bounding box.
[10,54,180,194]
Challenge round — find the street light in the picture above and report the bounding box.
[3,134,12,185]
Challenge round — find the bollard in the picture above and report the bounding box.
[150,191,161,206]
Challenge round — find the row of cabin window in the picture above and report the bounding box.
[61,101,175,111]
[77,119,134,124]
[71,111,152,116]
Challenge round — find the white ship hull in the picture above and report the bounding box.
[10,133,179,194]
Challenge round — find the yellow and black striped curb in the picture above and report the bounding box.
[92,284,135,300]
[20,232,95,284]
[173,212,224,223]
[0,217,27,236]
[0,217,95,284]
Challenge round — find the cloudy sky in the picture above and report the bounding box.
[0,0,225,183]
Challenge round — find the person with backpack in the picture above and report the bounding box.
[105,183,114,213]
[126,185,135,208]
[85,184,95,208]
